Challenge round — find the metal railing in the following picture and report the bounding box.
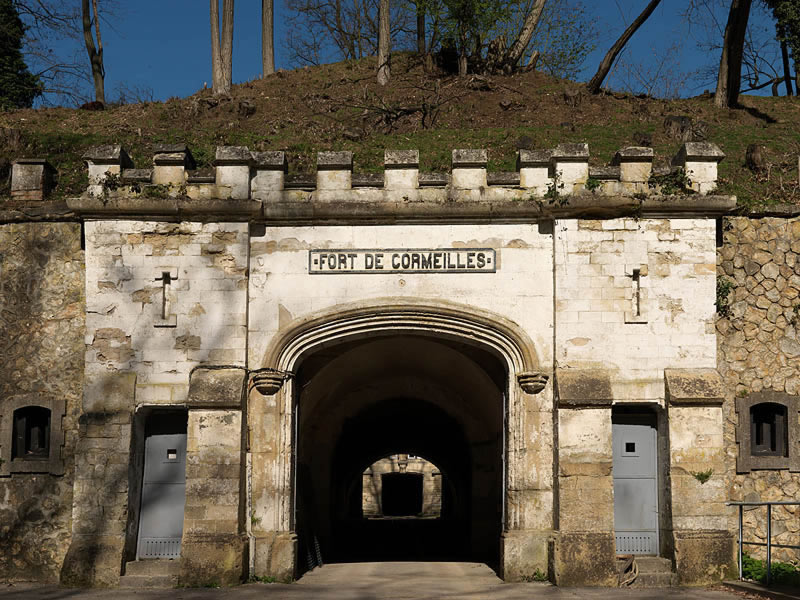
[727,501,800,586]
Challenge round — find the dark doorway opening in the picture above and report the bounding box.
[293,334,506,575]
[381,473,423,516]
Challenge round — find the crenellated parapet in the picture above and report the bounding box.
[9,142,735,220]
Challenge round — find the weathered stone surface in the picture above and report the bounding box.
[187,368,245,408]
[673,530,736,585]
[553,532,616,586]
[83,372,137,414]
[556,369,613,406]
[384,149,419,168]
[0,222,84,583]
[451,149,488,167]
[179,533,247,586]
[60,534,125,587]
[665,369,724,405]
[501,529,550,582]
[718,216,800,563]
[253,531,297,583]
[316,151,353,170]
[214,146,252,165]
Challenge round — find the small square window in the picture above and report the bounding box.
[625,442,636,453]
[736,392,799,473]
[12,406,51,460]
[750,403,787,457]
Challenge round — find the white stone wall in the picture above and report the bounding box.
[247,224,555,369]
[554,217,717,401]
[84,221,249,404]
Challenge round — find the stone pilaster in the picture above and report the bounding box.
[179,409,246,586]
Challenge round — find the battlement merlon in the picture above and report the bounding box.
[11,142,735,221]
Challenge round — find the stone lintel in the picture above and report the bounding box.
[187,368,246,408]
[317,151,353,171]
[556,368,613,407]
[612,146,654,164]
[452,149,488,169]
[83,144,133,167]
[517,149,551,169]
[215,146,252,166]
[665,368,724,405]
[385,149,419,169]
[551,143,589,162]
[673,142,725,164]
[252,150,288,171]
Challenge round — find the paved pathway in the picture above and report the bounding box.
[0,562,748,600]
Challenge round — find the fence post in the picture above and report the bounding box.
[767,503,772,586]
[739,504,744,580]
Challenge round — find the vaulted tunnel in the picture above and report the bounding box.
[294,334,506,573]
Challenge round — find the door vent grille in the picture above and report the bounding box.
[615,533,656,555]
[139,538,182,559]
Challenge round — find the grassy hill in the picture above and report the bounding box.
[1,54,798,209]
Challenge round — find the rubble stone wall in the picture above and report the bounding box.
[0,222,84,582]
[718,216,800,564]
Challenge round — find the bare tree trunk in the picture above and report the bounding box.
[586,0,661,94]
[458,26,468,76]
[779,26,793,96]
[503,0,546,69]
[715,0,752,108]
[796,60,799,94]
[377,0,390,85]
[416,2,425,56]
[211,0,234,95]
[262,0,275,76]
[81,0,105,103]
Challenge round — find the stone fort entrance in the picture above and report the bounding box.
[248,302,549,581]
[293,334,505,569]
[16,142,736,588]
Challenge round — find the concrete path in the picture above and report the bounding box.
[0,562,748,600]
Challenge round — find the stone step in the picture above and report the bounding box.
[617,556,677,588]
[118,573,178,589]
[121,560,180,587]
[629,572,677,588]
[634,556,673,574]
[125,559,180,577]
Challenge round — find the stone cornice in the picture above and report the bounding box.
[63,190,736,223]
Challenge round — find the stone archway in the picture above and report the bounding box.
[247,300,552,581]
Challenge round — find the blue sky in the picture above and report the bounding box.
[35,0,781,104]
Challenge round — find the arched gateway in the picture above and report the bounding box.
[247,301,550,580]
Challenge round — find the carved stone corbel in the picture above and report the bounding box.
[252,371,288,396]
[517,371,549,394]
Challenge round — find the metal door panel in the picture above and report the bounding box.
[137,429,186,559]
[613,419,658,555]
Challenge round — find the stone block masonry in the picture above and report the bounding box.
[0,141,747,588]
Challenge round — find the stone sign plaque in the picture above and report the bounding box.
[309,248,496,274]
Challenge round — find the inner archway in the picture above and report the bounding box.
[293,334,506,572]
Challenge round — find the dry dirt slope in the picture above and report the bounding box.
[0,54,798,208]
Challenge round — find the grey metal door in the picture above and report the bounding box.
[613,419,658,555]
[137,429,187,559]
